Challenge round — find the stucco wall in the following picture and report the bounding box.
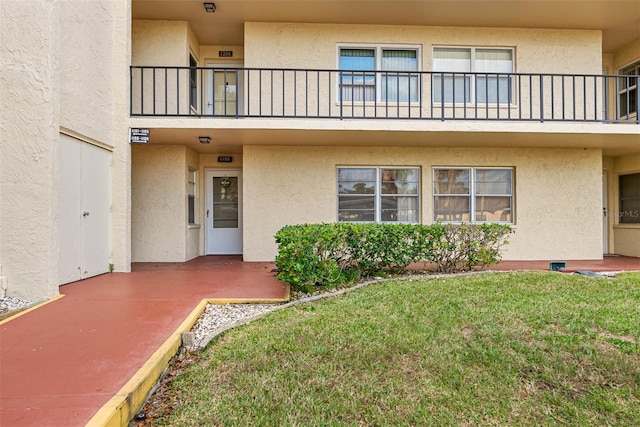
[0,1,61,300]
[58,1,116,145]
[613,38,640,70]
[131,20,192,114]
[243,145,603,262]
[613,153,640,257]
[200,45,244,64]
[242,23,602,119]
[132,145,187,262]
[132,20,188,66]
[245,22,602,74]
[109,0,132,275]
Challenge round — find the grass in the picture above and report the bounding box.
[151,272,640,426]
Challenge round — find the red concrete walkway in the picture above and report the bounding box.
[0,256,286,427]
[1,255,639,426]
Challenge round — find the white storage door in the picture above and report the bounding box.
[80,142,111,277]
[58,134,111,285]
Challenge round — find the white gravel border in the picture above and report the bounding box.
[0,297,37,316]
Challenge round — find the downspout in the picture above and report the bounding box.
[0,266,7,298]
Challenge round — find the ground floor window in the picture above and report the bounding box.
[337,167,420,222]
[433,167,513,223]
[619,173,640,224]
[188,168,197,224]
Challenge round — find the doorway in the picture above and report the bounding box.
[205,62,242,116]
[205,169,242,254]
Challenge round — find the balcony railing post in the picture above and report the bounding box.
[539,74,544,123]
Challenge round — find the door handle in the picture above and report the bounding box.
[206,209,210,218]
[82,211,90,217]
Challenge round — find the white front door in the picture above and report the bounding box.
[206,169,242,254]
[205,63,241,116]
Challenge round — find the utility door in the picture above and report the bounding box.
[59,135,111,284]
[206,169,242,254]
[205,63,241,116]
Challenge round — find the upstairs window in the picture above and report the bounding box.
[433,47,514,104]
[618,61,639,119]
[339,46,419,103]
[619,173,640,224]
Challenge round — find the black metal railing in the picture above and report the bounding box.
[130,66,639,123]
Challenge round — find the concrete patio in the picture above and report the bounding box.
[1,255,639,426]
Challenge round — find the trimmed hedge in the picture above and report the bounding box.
[274,223,512,292]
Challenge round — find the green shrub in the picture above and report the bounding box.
[427,223,512,273]
[274,222,512,292]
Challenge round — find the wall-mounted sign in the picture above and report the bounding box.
[130,128,150,143]
[219,50,233,57]
[218,156,233,163]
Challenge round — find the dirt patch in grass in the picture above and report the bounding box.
[133,351,202,425]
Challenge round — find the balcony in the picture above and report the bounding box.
[130,66,639,124]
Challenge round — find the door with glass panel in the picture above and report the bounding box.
[205,63,241,116]
[206,170,242,254]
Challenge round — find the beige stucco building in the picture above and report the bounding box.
[1,0,639,301]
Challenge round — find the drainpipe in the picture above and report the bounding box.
[0,266,6,298]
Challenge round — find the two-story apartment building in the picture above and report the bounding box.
[1,0,639,301]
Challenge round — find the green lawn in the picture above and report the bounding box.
[156,272,640,426]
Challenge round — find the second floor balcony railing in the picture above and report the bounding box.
[130,66,639,123]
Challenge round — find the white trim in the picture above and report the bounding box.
[59,127,114,151]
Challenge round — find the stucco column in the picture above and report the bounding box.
[111,0,133,272]
[0,1,61,299]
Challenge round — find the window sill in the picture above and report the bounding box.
[336,101,421,107]
[188,224,201,229]
[613,223,640,229]
[434,102,517,109]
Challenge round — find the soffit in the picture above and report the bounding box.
[132,0,640,53]
[136,122,640,157]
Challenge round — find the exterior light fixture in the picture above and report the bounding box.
[203,2,216,12]
[199,136,211,144]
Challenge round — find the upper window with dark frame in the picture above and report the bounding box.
[339,46,420,103]
[618,60,639,119]
[619,172,640,224]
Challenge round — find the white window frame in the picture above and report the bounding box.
[617,60,639,120]
[337,166,421,223]
[432,46,515,106]
[432,167,514,223]
[337,44,422,104]
[188,168,197,225]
